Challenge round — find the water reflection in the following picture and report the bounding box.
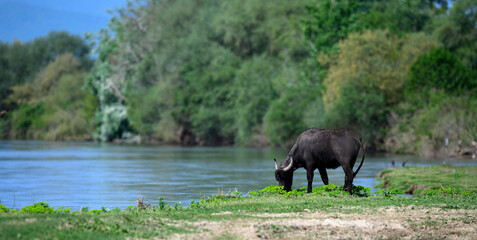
[0,141,474,210]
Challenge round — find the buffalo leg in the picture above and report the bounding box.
[342,165,354,195]
[306,169,314,193]
[318,167,329,185]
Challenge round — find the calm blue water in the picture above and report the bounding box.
[0,140,474,211]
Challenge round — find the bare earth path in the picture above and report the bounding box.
[172,206,477,239]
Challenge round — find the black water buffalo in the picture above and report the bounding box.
[274,128,365,194]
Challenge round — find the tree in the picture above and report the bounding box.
[0,32,91,111]
[233,56,281,144]
[323,81,388,145]
[321,30,438,109]
[213,0,308,59]
[312,30,438,146]
[432,0,477,70]
[8,53,81,105]
[303,0,365,55]
[89,0,310,145]
[8,53,96,140]
[408,47,476,94]
[0,43,15,110]
[264,85,318,147]
[362,0,437,34]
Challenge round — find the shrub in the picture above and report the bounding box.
[11,103,45,139]
[0,204,10,213]
[407,48,476,94]
[321,30,437,108]
[264,86,317,147]
[310,81,388,146]
[20,202,56,214]
[375,189,403,198]
[384,92,477,156]
[17,202,72,214]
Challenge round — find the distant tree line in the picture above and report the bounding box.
[0,32,96,140]
[0,0,475,157]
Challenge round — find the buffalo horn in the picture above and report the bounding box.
[274,159,278,170]
[283,157,294,171]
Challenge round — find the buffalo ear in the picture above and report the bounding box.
[274,159,278,170]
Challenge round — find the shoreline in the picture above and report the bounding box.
[2,138,476,160]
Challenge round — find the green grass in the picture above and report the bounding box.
[377,165,477,195]
[1,167,477,239]
[1,193,476,239]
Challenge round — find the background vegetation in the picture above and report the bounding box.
[0,0,475,157]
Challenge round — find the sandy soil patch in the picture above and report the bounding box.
[172,207,477,239]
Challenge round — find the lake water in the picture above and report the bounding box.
[0,140,475,211]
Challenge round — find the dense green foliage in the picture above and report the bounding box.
[86,0,311,145]
[0,32,96,140]
[0,31,91,109]
[408,48,476,93]
[3,53,97,140]
[432,0,477,70]
[1,0,475,156]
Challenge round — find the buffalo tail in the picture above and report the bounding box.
[353,139,365,178]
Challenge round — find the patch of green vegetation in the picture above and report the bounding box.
[0,202,72,214]
[19,202,71,214]
[249,184,371,197]
[0,204,12,213]
[377,165,477,196]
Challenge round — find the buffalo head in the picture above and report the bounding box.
[274,157,294,191]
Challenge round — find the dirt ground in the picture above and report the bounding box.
[172,206,477,239]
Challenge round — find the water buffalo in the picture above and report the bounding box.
[274,128,365,194]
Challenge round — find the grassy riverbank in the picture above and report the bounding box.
[377,165,477,195]
[1,166,476,239]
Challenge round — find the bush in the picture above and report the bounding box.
[385,92,477,156]
[15,202,71,214]
[95,104,132,142]
[316,82,388,146]
[6,53,96,141]
[233,56,280,145]
[127,83,177,143]
[0,204,11,213]
[321,30,437,108]
[375,189,403,198]
[11,103,45,139]
[264,86,316,147]
[407,48,476,94]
